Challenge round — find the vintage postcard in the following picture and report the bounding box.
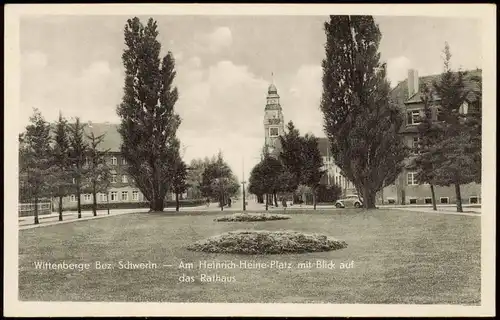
[4,3,496,317]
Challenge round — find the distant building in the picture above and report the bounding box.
[262,81,355,196]
[53,122,185,210]
[379,68,482,205]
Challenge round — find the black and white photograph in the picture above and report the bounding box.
[4,4,495,317]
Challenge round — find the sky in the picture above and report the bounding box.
[19,15,482,182]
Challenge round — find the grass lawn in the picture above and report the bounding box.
[19,209,481,304]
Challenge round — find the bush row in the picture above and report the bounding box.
[214,212,291,222]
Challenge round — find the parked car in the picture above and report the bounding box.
[335,195,363,208]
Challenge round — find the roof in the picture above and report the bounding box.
[268,83,277,94]
[391,69,482,106]
[49,122,122,152]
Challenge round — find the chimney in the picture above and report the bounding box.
[407,69,419,97]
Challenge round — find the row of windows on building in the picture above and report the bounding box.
[385,196,480,205]
[406,102,471,126]
[69,191,142,202]
[83,156,127,167]
[72,175,131,184]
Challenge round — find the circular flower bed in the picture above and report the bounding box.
[214,212,291,222]
[187,230,348,254]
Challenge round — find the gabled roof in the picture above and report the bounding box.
[391,69,481,106]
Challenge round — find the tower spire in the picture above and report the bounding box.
[271,72,274,85]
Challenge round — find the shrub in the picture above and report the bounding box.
[214,212,291,222]
[317,184,342,203]
[187,230,348,254]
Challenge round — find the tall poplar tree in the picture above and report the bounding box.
[52,112,72,221]
[117,17,181,212]
[320,15,408,209]
[278,121,303,192]
[68,117,88,218]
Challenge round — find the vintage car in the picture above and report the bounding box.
[335,194,363,208]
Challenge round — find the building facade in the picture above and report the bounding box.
[379,68,482,205]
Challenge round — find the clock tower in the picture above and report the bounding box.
[263,78,285,157]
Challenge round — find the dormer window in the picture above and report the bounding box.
[459,102,469,115]
[406,109,422,126]
[111,156,117,165]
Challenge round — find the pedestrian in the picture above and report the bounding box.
[206,197,210,208]
[281,197,288,211]
[228,197,232,208]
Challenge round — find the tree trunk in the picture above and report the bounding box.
[92,185,97,216]
[313,188,317,210]
[273,192,278,207]
[58,195,63,221]
[107,193,110,215]
[454,183,463,213]
[265,193,269,211]
[152,197,164,212]
[76,182,82,218]
[34,196,39,225]
[430,184,437,211]
[175,192,180,212]
[362,186,377,209]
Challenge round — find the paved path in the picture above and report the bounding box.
[19,200,480,230]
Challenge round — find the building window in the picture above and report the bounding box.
[99,193,107,202]
[70,195,76,202]
[122,175,128,183]
[424,197,432,204]
[459,102,469,115]
[122,158,127,165]
[269,127,279,137]
[411,137,421,154]
[409,198,417,204]
[440,197,449,204]
[436,108,445,122]
[121,191,128,201]
[110,192,118,201]
[132,191,139,201]
[407,109,422,125]
[111,156,117,165]
[407,172,418,185]
[72,178,76,184]
[469,196,479,204]
[111,174,117,183]
[83,194,91,202]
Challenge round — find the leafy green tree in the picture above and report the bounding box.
[172,157,188,212]
[51,112,72,221]
[200,152,239,211]
[186,157,216,199]
[19,109,53,225]
[117,17,181,212]
[320,15,408,209]
[431,43,480,213]
[414,83,442,211]
[68,117,88,218]
[85,130,111,216]
[278,121,303,191]
[300,133,325,210]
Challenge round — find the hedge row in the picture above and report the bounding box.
[76,199,206,211]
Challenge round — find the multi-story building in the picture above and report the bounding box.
[54,122,185,210]
[379,68,482,205]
